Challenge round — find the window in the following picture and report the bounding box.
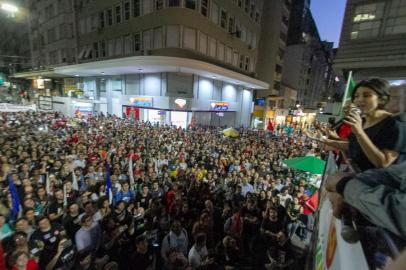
[93,42,99,58]
[239,55,244,69]
[228,17,235,33]
[238,0,242,7]
[201,0,209,16]
[124,35,133,54]
[124,2,130,20]
[107,9,113,26]
[183,27,197,49]
[351,2,384,39]
[275,64,282,74]
[225,47,232,63]
[154,27,163,49]
[353,3,384,22]
[185,0,196,10]
[245,56,250,71]
[107,39,115,57]
[115,37,123,55]
[211,2,219,24]
[99,11,105,28]
[209,37,216,57]
[385,1,406,35]
[220,10,227,29]
[166,25,180,47]
[133,0,141,17]
[199,32,207,54]
[217,42,224,61]
[115,5,122,23]
[45,4,54,20]
[134,33,141,51]
[100,41,106,57]
[250,4,254,18]
[233,51,239,66]
[155,0,163,10]
[244,0,249,13]
[59,24,65,39]
[143,31,151,50]
[168,0,180,6]
[255,11,260,23]
[47,28,56,43]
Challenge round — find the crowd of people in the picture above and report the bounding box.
[0,111,321,270]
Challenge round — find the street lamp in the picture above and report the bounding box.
[1,2,19,17]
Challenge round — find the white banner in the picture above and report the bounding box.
[315,199,369,270]
[0,103,36,112]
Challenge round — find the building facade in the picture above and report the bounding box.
[334,0,406,82]
[282,0,330,110]
[18,0,270,127]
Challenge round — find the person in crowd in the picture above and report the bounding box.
[188,233,212,269]
[161,220,189,264]
[0,111,333,268]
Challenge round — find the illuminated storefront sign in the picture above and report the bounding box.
[130,97,153,107]
[210,102,229,111]
[174,98,187,108]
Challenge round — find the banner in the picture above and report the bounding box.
[315,199,369,270]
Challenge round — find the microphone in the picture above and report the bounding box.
[331,108,362,130]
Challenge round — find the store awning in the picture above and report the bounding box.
[14,56,269,90]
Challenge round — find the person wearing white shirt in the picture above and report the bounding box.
[161,220,189,264]
[188,233,212,269]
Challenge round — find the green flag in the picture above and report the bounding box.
[340,71,356,117]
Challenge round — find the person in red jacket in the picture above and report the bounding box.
[11,251,38,270]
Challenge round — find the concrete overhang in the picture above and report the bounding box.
[14,56,269,90]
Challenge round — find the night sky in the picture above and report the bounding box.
[310,0,347,48]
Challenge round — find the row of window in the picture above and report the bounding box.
[351,2,406,39]
[79,0,258,48]
[47,48,76,65]
[78,25,254,72]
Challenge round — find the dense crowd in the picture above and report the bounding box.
[0,112,321,270]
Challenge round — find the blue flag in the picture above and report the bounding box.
[106,163,113,205]
[8,174,21,217]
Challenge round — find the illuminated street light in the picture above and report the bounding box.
[1,3,19,13]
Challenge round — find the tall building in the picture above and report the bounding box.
[256,0,291,97]
[334,0,406,81]
[0,0,30,77]
[282,0,330,109]
[27,0,77,68]
[16,0,270,128]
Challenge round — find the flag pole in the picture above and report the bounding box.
[339,71,353,117]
